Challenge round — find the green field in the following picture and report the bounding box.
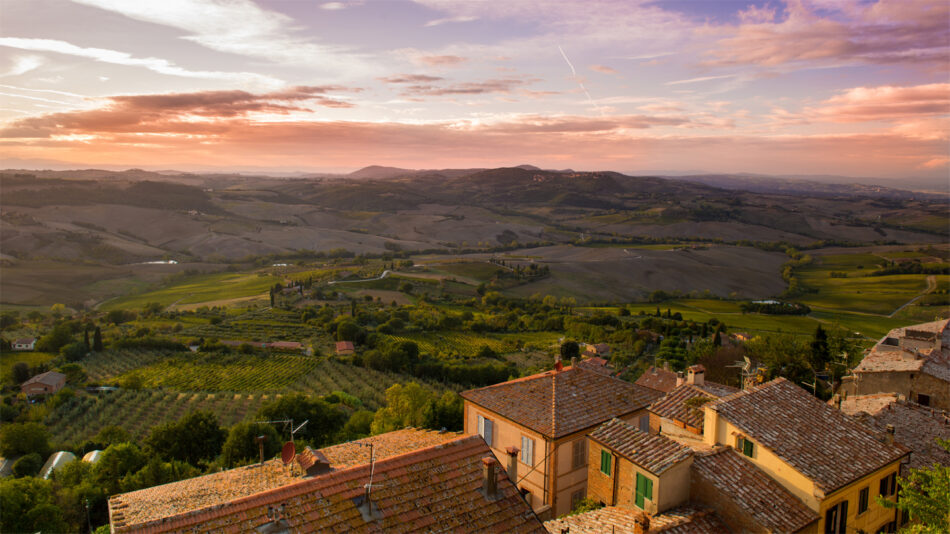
[431,261,503,281]
[0,351,56,382]
[99,271,279,311]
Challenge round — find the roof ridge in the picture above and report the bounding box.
[550,372,558,437]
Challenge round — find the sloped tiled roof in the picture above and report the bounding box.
[575,357,613,376]
[109,428,459,529]
[111,435,544,533]
[692,448,817,533]
[462,366,662,439]
[588,419,692,475]
[543,505,728,534]
[840,395,950,471]
[852,319,950,380]
[707,378,909,493]
[649,382,738,430]
[635,366,679,393]
[22,370,66,387]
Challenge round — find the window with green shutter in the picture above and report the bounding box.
[600,450,612,475]
[739,437,754,457]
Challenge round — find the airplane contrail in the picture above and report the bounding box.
[557,44,594,106]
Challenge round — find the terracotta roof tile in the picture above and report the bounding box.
[649,382,737,431]
[839,395,950,471]
[462,366,662,439]
[707,378,909,493]
[692,448,817,533]
[635,367,679,393]
[543,505,728,534]
[108,428,459,530]
[588,419,693,475]
[112,435,543,533]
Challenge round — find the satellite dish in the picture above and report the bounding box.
[281,441,296,465]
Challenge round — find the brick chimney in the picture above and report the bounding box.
[505,446,519,485]
[555,353,563,372]
[633,511,651,534]
[675,372,685,387]
[482,457,499,500]
[885,424,895,445]
[687,365,705,386]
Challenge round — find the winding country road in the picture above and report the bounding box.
[889,275,936,318]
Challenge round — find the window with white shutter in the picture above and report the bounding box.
[520,436,534,465]
[477,414,493,446]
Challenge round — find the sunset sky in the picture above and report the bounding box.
[1,0,948,179]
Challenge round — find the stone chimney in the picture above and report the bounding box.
[675,372,685,387]
[662,361,670,371]
[885,424,895,445]
[571,356,577,369]
[833,394,842,410]
[687,365,705,386]
[482,457,499,500]
[505,446,519,485]
[633,511,651,534]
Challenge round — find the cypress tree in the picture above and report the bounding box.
[93,326,103,351]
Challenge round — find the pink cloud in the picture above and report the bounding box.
[589,64,618,75]
[705,0,950,68]
[417,55,468,66]
[814,83,950,122]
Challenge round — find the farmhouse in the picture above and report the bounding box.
[12,337,36,351]
[21,370,66,397]
[839,318,950,410]
[336,340,355,355]
[108,429,544,533]
[582,343,611,358]
[460,357,662,518]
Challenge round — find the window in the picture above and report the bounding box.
[738,437,754,458]
[570,489,585,510]
[572,438,587,469]
[879,472,896,497]
[639,414,650,433]
[917,393,930,407]
[858,486,869,514]
[520,436,535,466]
[876,521,896,533]
[824,500,848,534]
[634,473,653,510]
[600,450,612,476]
[477,414,493,447]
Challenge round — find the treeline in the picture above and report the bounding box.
[739,301,811,315]
[869,261,950,276]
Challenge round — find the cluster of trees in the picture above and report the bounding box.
[739,301,811,315]
[870,260,950,276]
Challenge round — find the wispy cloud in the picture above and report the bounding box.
[589,64,617,75]
[0,37,282,87]
[665,74,736,86]
[379,74,444,84]
[425,15,478,27]
[2,55,46,77]
[416,55,468,67]
[320,2,346,10]
[68,0,369,74]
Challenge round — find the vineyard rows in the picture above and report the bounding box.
[115,353,319,391]
[45,389,272,444]
[382,331,561,358]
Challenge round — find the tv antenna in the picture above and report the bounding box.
[727,356,754,389]
[255,419,309,443]
[353,442,383,521]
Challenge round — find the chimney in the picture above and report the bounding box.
[633,511,650,534]
[505,446,520,485]
[675,372,685,387]
[571,356,577,369]
[662,361,669,371]
[255,435,267,465]
[885,424,895,445]
[482,457,499,500]
[833,394,842,409]
[687,365,704,386]
[555,353,563,372]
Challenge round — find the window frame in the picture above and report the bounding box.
[477,414,493,447]
[600,450,612,476]
[824,499,848,534]
[858,486,869,515]
[879,472,897,497]
[520,435,535,466]
[571,438,587,470]
[738,436,754,458]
